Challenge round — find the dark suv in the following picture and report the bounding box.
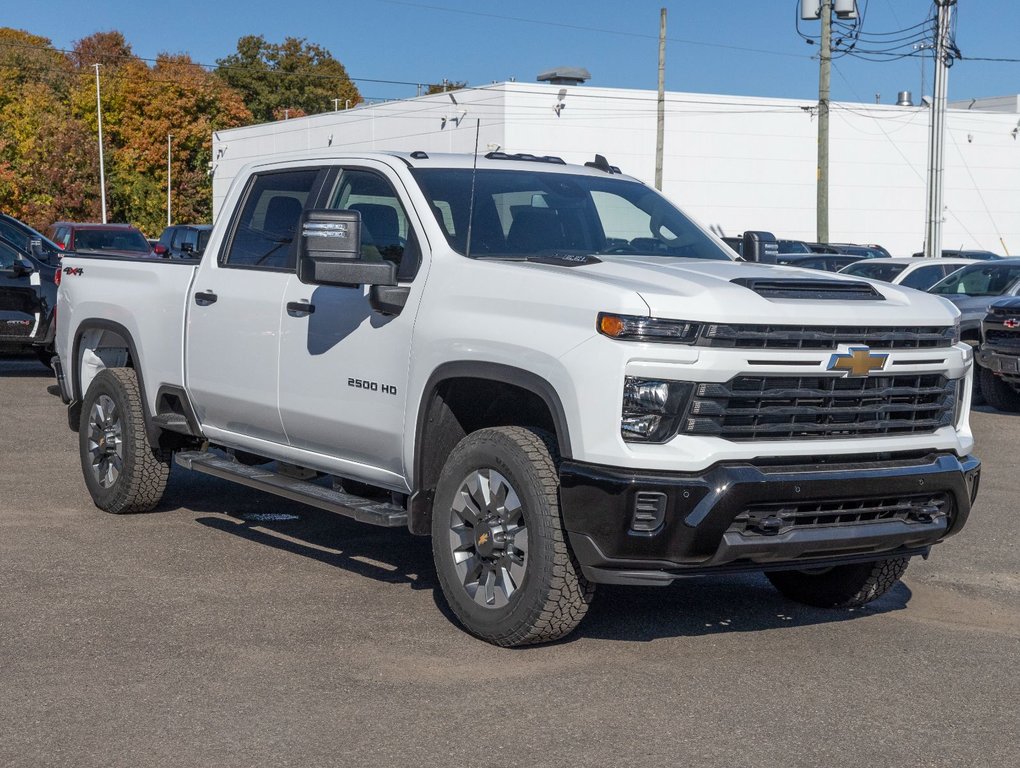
[0,237,59,366]
[154,224,212,259]
[0,213,63,264]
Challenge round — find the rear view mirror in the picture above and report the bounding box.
[742,231,779,264]
[297,208,396,287]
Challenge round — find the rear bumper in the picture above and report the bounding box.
[559,452,980,586]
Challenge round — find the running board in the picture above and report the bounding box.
[175,450,408,527]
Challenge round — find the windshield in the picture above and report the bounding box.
[75,228,150,253]
[841,262,907,282]
[930,263,1020,296]
[411,168,733,261]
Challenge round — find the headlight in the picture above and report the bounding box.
[598,313,700,344]
[621,377,693,443]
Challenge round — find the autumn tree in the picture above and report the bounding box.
[426,80,468,95]
[215,35,361,123]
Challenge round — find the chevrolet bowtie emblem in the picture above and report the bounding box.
[477,532,490,546]
[827,346,889,377]
[1004,318,1020,329]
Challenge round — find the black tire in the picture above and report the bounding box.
[79,368,171,514]
[978,365,1020,412]
[766,557,909,608]
[431,427,594,646]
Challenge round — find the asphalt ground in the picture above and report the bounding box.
[1,355,1017,768]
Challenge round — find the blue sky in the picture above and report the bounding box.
[3,1,1018,105]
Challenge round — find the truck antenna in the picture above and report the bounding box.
[465,118,480,259]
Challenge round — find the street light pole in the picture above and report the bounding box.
[167,134,172,228]
[93,64,107,224]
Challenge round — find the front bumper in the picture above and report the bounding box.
[977,347,1020,381]
[559,452,980,585]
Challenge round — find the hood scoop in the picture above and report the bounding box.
[730,277,884,301]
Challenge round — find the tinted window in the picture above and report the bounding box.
[0,219,29,251]
[224,169,319,269]
[899,265,945,291]
[197,229,210,253]
[329,169,420,279]
[0,240,16,269]
[170,228,185,248]
[931,264,1020,296]
[74,228,150,253]
[841,262,906,282]
[412,168,732,261]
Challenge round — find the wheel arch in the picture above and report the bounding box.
[407,361,573,535]
[70,319,160,448]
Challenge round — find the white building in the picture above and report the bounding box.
[212,82,1020,256]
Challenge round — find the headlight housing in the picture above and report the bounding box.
[598,313,700,344]
[621,377,693,442]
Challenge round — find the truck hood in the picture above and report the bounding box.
[544,256,960,326]
[937,293,1001,324]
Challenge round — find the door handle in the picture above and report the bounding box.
[286,301,315,317]
[194,291,218,306]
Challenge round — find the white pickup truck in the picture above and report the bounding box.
[54,150,980,646]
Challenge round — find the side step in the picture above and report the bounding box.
[175,450,408,528]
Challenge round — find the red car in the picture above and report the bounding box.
[45,222,153,258]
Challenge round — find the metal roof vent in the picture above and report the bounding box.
[537,67,591,86]
[896,90,914,107]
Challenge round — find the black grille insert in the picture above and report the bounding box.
[731,278,884,301]
[732,493,951,536]
[700,324,955,350]
[683,373,957,440]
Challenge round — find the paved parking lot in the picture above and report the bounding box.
[1,355,1018,768]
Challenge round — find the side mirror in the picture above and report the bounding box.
[179,242,194,254]
[742,231,779,264]
[10,260,34,278]
[297,208,396,287]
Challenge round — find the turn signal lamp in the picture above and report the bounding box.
[598,313,700,344]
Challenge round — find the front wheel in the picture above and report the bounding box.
[79,368,171,514]
[431,427,594,646]
[978,365,1020,412]
[766,557,909,608]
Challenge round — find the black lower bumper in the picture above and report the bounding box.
[977,347,1020,382]
[559,452,980,586]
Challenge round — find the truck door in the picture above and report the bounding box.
[185,167,327,445]
[277,164,427,483]
[0,241,41,346]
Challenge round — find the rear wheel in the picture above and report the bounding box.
[431,427,594,646]
[978,365,1020,412]
[766,557,909,608]
[79,368,171,514]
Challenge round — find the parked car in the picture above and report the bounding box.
[45,222,153,258]
[153,224,212,259]
[0,212,63,265]
[776,254,864,272]
[0,237,58,366]
[832,244,888,259]
[776,239,812,254]
[975,297,1020,411]
[928,259,1020,345]
[804,242,841,254]
[912,249,1002,261]
[54,150,979,646]
[839,257,971,291]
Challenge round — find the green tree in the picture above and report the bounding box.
[215,35,361,123]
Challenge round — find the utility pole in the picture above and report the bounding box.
[167,134,172,227]
[333,98,340,111]
[924,0,956,258]
[655,7,667,191]
[817,1,831,244]
[93,64,107,224]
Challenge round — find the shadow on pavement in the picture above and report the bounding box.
[0,357,52,378]
[175,467,910,644]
